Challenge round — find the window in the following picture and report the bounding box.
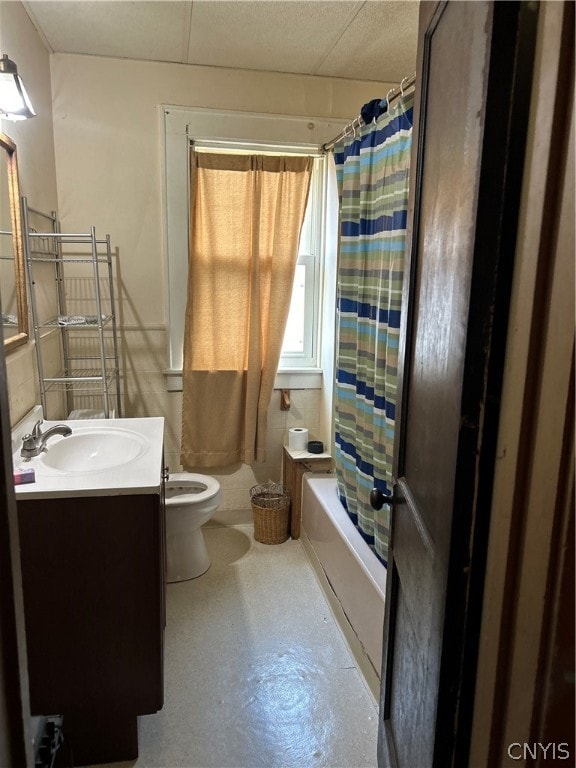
[281,155,325,368]
[162,107,346,388]
[190,142,324,369]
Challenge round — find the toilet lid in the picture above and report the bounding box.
[165,472,221,506]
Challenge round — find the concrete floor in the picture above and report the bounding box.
[86,524,379,768]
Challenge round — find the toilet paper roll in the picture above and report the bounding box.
[288,427,309,451]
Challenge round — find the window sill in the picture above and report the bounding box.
[163,368,323,392]
[274,369,323,389]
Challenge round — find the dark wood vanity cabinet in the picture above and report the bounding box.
[17,491,166,765]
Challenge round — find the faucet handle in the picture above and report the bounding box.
[21,433,36,454]
[32,420,43,438]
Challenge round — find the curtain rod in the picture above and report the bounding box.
[191,138,323,157]
[322,73,416,152]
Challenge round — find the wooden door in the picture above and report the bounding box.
[377,2,539,766]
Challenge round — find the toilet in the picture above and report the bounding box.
[165,472,222,582]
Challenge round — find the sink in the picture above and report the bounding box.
[12,410,164,499]
[39,427,149,472]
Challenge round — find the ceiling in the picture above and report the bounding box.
[22,0,419,83]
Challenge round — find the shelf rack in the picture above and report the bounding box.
[22,197,122,419]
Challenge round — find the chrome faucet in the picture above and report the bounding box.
[21,420,72,458]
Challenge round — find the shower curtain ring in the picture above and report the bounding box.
[386,88,396,115]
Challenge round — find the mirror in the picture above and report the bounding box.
[0,132,28,352]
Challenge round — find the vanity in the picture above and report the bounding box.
[12,411,166,766]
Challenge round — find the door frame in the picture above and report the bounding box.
[0,336,33,764]
[470,1,575,762]
[378,2,541,765]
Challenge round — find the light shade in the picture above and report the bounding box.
[0,54,36,121]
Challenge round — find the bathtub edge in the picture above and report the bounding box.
[299,529,381,704]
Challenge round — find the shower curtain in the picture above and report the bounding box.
[333,93,414,566]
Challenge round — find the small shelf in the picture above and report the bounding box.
[39,314,114,329]
[282,446,333,540]
[28,256,112,264]
[42,369,119,390]
[23,197,123,419]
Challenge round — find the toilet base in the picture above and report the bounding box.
[166,527,211,582]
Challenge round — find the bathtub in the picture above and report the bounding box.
[300,475,386,698]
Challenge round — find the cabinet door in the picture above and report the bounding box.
[18,494,164,715]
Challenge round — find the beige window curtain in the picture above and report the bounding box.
[180,151,312,468]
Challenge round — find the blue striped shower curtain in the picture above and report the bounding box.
[333,94,414,566]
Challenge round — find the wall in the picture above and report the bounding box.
[42,51,388,521]
[0,1,59,425]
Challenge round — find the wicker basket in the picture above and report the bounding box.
[250,482,290,544]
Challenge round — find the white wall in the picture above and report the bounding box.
[50,53,392,328]
[47,53,389,520]
[1,0,59,425]
[2,9,391,518]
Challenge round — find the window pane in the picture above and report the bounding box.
[298,192,313,253]
[282,264,306,354]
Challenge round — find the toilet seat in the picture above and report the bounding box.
[165,472,221,507]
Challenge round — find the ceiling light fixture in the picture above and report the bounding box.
[0,54,36,121]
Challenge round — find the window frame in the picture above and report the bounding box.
[161,106,347,389]
[279,155,326,369]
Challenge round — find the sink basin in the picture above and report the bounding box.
[39,427,149,472]
[12,410,164,499]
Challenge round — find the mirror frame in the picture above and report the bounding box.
[1,132,28,353]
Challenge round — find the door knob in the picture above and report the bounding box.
[369,488,393,510]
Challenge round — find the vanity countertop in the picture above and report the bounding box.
[12,410,165,499]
